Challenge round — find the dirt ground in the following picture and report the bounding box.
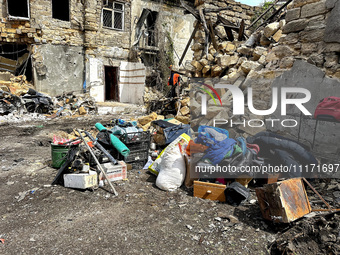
[0,117,338,255]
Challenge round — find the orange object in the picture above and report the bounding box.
[168,72,181,86]
[186,140,209,156]
[0,238,4,244]
[87,141,94,148]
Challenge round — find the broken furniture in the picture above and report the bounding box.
[193,180,226,202]
[256,178,312,223]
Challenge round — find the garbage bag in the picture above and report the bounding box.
[149,133,191,191]
[155,143,186,191]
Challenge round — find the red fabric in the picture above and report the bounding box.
[186,140,209,156]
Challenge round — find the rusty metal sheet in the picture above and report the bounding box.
[256,178,312,223]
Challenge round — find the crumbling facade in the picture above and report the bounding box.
[0,0,145,103]
[131,0,195,71]
[0,0,198,104]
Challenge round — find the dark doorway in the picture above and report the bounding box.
[105,66,119,101]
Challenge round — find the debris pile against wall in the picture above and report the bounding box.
[0,73,33,96]
[188,0,340,139]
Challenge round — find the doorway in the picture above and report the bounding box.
[104,66,119,101]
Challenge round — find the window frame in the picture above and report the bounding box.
[7,0,30,20]
[51,0,70,22]
[102,1,125,31]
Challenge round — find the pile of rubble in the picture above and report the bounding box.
[143,87,164,111]
[271,211,340,254]
[51,93,97,118]
[188,19,286,80]
[0,73,33,96]
[0,72,98,122]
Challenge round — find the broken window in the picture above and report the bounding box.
[52,0,70,21]
[7,0,30,20]
[102,0,124,30]
[134,9,158,48]
[0,44,32,81]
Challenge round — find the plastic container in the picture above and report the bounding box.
[51,143,77,168]
[117,131,151,144]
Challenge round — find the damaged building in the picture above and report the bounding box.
[0,0,195,105]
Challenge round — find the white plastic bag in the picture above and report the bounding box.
[155,143,186,191]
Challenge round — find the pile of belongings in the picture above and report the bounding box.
[145,124,320,206]
[51,120,151,191]
[246,131,318,178]
[193,125,264,178]
[188,126,265,205]
[151,119,190,146]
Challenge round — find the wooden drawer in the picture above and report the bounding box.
[193,181,226,202]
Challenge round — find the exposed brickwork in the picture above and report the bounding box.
[0,0,131,52]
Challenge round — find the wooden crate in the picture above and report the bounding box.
[255,178,312,223]
[193,181,226,202]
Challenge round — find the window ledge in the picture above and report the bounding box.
[102,26,124,32]
[8,15,30,21]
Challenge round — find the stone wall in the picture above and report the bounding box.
[203,0,258,25]
[275,0,340,78]
[0,0,131,50]
[0,0,132,99]
[267,0,340,159]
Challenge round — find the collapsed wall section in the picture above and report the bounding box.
[189,0,340,161]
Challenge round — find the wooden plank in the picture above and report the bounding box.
[238,20,245,41]
[225,27,234,41]
[247,0,279,30]
[0,56,16,66]
[208,19,218,51]
[193,181,226,202]
[181,0,200,20]
[179,22,200,66]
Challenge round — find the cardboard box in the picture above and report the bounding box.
[64,170,98,189]
[99,161,127,183]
